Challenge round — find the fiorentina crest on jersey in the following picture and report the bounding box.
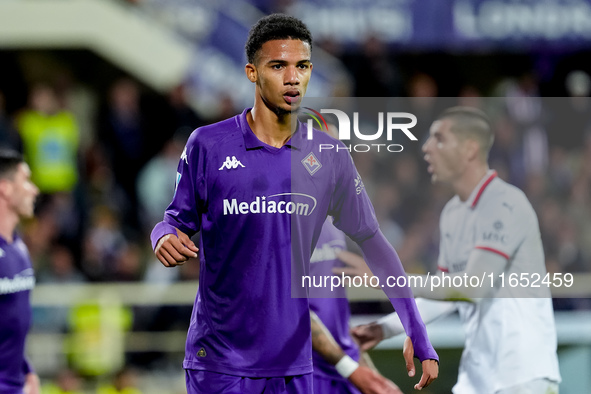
[302,152,322,175]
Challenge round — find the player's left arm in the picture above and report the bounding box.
[357,231,439,390]
[328,146,438,388]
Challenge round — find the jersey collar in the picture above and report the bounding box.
[467,170,497,209]
[239,108,302,151]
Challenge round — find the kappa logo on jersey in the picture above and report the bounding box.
[302,152,322,175]
[223,193,317,216]
[0,248,4,258]
[354,174,365,195]
[181,146,188,165]
[219,156,245,170]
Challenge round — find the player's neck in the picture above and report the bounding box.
[0,210,18,243]
[248,104,294,148]
[454,164,489,202]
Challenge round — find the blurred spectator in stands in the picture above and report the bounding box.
[16,82,85,260]
[110,242,144,282]
[212,93,240,124]
[344,35,402,97]
[38,243,86,284]
[82,205,127,281]
[97,78,147,232]
[405,73,444,162]
[42,368,85,394]
[372,182,404,250]
[54,70,98,153]
[547,146,575,199]
[488,114,526,187]
[96,367,143,394]
[556,215,586,274]
[548,70,591,152]
[0,89,21,151]
[165,83,204,141]
[16,83,80,194]
[457,85,483,109]
[495,73,548,184]
[137,132,186,233]
[566,174,591,269]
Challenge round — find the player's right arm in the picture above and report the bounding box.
[310,311,402,394]
[151,132,204,266]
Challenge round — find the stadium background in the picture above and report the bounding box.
[1,0,591,393]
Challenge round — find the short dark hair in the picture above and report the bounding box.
[0,148,23,180]
[245,13,313,64]
[436,106,494,160]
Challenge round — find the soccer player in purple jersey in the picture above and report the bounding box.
[151,13,438,394]
[0,149,40,394]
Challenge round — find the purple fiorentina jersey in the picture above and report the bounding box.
[0,234,35,392]
[309,218,360,381]
[155,108,379,377]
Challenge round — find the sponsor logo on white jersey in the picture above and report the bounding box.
[223,193,317,216]
[219,156,245,170]
[0,268,35,295]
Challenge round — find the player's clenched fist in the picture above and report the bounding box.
[155,228,199,267]
[349,366,403,394]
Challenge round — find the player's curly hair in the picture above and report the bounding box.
[245,14,312,64]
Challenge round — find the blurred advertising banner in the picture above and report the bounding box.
[285,0,591,49]
[143,0,591,50]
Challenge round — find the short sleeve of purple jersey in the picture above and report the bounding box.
[328,143,379,242]
[151,131,206,250]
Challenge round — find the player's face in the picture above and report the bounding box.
[422,119,469,184]
[248,39,313,114]
[8,163,39,218]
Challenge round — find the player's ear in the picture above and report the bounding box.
[465,139,480,161]
[245,63,257,83]
[0,179,12,200]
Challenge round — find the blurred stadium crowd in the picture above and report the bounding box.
[1,60,590,299]
[1,1,591,391]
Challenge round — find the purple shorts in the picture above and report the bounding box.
[313,373,362,394]
[185,370,313,394]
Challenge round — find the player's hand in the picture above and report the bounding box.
[403,336,438,390]
[23,372,40,394]
[155,228,199,267]
[351,322,385,351]
[348,366,403,394]
[333,250,375,285]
